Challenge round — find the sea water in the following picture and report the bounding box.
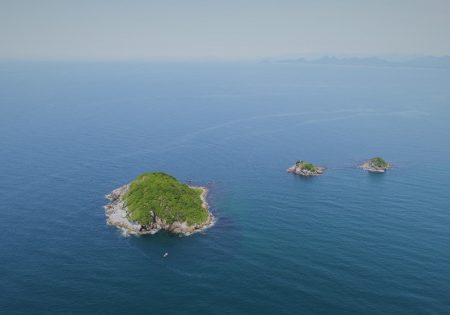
[1,61,450,314]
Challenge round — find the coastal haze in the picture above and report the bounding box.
[1,0,450,314]
[1,0,450,60]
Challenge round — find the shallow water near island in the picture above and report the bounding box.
[1,62,450,314]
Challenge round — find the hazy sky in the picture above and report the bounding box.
[1,0,450,60]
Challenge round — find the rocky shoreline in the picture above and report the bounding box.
[359,158,391,173]
[104,184,214,236]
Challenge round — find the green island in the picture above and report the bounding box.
[296,160,320,172]
[369,157,388,168]
[124,172,208,225]
[105,172,213,236]
[287,160,325,176]
[360,157,391,173]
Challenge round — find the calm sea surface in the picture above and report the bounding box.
[1,62,450,314]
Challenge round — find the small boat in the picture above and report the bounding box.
[163,252,169,258]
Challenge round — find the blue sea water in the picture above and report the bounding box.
[1,61,450,314]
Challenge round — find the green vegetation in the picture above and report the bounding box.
[296,160,319,172]
[369,157,389,168]
[123,172,208,226]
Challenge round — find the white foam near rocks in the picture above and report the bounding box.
[104,184,146,235]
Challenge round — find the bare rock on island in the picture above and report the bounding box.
[359,157,391,173]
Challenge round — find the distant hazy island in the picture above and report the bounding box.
[105,172,214,236]
[287,160,325,176]
[360,157,391,173]
[276,55,450,69]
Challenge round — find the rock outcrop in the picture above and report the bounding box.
[287,160,325,176]
[360,157,391,173]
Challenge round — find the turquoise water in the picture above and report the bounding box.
[1,62,450,314]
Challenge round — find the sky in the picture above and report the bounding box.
[1,0,450,61]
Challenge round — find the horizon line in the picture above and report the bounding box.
[1,53,450,63]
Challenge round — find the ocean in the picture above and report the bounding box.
[1,61,450,314]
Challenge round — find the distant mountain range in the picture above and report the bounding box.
[277,56,450,69]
